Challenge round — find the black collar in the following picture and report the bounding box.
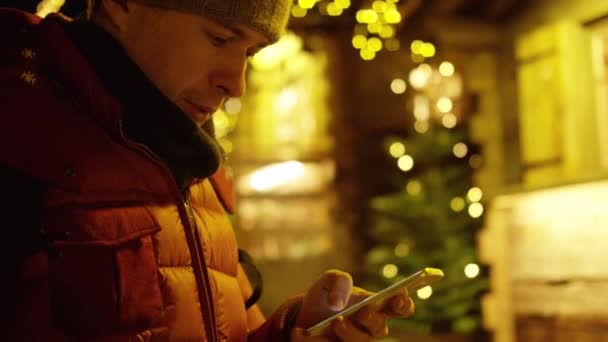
[64,20,222,190]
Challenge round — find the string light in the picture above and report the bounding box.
[383,264,399,279]
[350,0,408,59]
[398,155,414,172]
[394,242,410,257]
[368,37,383,52]
[291,5,307,17]
[450,197,466,212]
[439,62,455,77]
[360,48,376,61]
[417,286,433,299]
[224,97,242,114]
[467,187,483,202]
[453,142,468,158]
[468,203,484,218]
[389,141,406,157]
[414,120,429,133]
[406,180,422,195]
[352,35,367,49]
[437,97,453,113]
[442,113,457,128]
[464,263,480,279]
[391,78,407,94]
[327,3,343,16]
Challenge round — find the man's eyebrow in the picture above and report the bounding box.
[224,23,270,49]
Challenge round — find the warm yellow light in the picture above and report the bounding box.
[385,38,400,51]
[464,263,480,279]
[437,97,453,113]
[467,187,483,202]
[372,0,386,12]
[219,138,233,154]
[367,22,383,34]
[36,0,65,17]
[398,155,414,172]
[417,286,433,299]
[335,0,351,9]
[453,142,468,158]
[439,61,455,77]
[384,9,401,24]
[361,9,378,23]
[251,32,302,70]
[213,110,230,138]
[384,2,397,11]
[291,5,307,17]
[409,68,428,90]
[249,161,305,191]
[382,264,399,279]
[451,197,466,212]
[367,37,383,52]
[410,40,423,54]
[327,2,343,16]
[275,87,299,114]
[394,242,410,257]
[360,48,376,61]
[407,180,422,195]
[380,25,395,38]
[414,95,430,121]
[468,202,484,218]
[356,9,365,23]
[224,97,242,114]
[390,78,407,94]
[441,113,457,128]
[418,63,432,75]
[352,34,367,49]
[389,141,406,157]
[420,42,436,57]
[414,120,429,133]
[299,0,316,9]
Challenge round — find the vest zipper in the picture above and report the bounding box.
[184,191,219,341]
[116,119,219,342]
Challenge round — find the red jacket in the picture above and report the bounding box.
[0,8,299,341]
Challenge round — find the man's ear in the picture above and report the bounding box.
[95,0,131,33]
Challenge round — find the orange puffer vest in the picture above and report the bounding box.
[0,8,298,342]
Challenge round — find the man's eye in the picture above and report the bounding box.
[209,34,229,46]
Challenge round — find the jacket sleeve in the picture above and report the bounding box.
[247,294,304,342]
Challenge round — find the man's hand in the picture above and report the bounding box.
[290,270,415,341]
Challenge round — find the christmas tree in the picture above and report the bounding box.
[361,60,488,335]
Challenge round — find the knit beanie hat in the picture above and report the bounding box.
[130,0,292,42]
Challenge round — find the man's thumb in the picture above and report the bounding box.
[296,270,354,328]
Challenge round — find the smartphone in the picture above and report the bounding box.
[305,267,444,337]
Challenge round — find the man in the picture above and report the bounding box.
[0,0,415,340]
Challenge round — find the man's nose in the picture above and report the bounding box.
[215,58,247,98]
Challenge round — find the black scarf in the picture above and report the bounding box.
[64,21,222,191]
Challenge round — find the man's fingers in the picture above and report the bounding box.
[290,327,332,342]
[353,306,389,337]
[386,293,415,317]
[331,316,373,342]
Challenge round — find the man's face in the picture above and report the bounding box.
[114,3,270,125]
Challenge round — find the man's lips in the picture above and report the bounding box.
[184,100,214,124]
